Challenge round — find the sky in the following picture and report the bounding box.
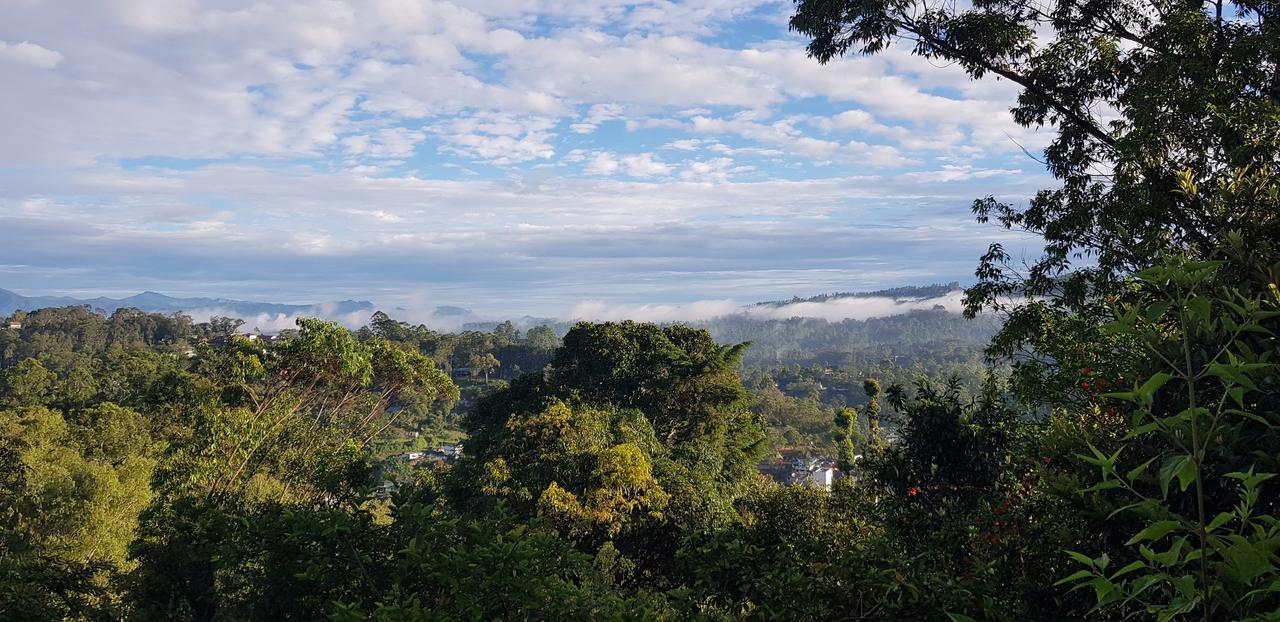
[0,0,1051,317]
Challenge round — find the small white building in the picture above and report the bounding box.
[790,458,839,490]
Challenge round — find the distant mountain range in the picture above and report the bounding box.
[0,288,375,318]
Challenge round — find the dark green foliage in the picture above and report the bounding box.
[707,309,1000,368]
[1061,259,1280,618]
[792,0,1280,402]
[455,321,769,561]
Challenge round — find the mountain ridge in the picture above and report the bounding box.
[0,288,375,318]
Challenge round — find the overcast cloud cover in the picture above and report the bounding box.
[0,0,1046,317]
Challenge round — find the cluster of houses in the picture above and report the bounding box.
[404,442,463,467]
[757,451,843,490]
[376,443,466,499]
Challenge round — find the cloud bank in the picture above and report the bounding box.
[0,0,1050,310]
[570,291,965,324]
[175,290,968,335]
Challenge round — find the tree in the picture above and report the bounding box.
[833,406,860,473]
[0,359,56,407]
[459,322,768,538]
[1062,258,1280,619]
[863,378,883,449]
[463,400,669,541]
[0,404,157,583]
[202,316,243,339]
[468,352,500,385]
[791,0,1280,399]
[493,320,520,346]
[525,324,560,352]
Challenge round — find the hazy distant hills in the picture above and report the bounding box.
[754,283,963,307]
[0,288,374,318]
[1,282,972,332]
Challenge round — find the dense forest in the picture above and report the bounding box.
[5,0,1280,620]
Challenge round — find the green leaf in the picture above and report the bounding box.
[1055,569,1096,585]
[1127,520,1182,545]
[1066,550,1097,568]
[1146,300,1171,322]
[1126,457,1156,483]
[1136,373,1173,400]
[1186,296,1211,323]
[1082,480,1123,493]
[1207,512,1235,532]
[1159,455,1191,498]
[1176,457,1198,492]
[1103,390,1137,402]
[946,613,977,622]
[1111,560,1147,580]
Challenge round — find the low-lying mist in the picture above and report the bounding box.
[189,291,968,334]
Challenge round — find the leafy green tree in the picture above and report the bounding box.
[0,359,56,407]
[1064,258,1280,619]
[863,378,883,448]
[525,324,560,352]
[791,0,1280,402]
[468,351,500,385]
[833,406,860,473]
[681,483,929,620]
[493,320,520,346]
[1,405,157,567]
[126,318,458,620]
[465,322,766,530]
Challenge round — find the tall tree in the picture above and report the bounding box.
[791,0,1280,398]
[461,322,768,533]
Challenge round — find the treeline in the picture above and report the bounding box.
[704,309,1000,368]
[358,311,561,380]
[4,261,1278,621]
[0,312,1091,620]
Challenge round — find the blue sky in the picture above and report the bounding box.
[0,0,1048,318]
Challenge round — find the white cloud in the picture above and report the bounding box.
[619,153,671,177]
[580,151,672,177]
[679,157,753,182]
[584,151,620,175]
[0,40,63,68]
[664,138,704,151]
[432,113,558,164]
[185,306,373,333]
[0,0,1056,311]
[569,290,967,323]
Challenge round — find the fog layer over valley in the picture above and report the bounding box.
[2,284,979,334]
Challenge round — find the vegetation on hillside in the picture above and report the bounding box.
[4,0,1280,619]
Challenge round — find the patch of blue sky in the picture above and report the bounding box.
[701,3,794,48]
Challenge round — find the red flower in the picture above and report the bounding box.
[907,486,920,497]
[1079,382,1091,389]
[1075,347,1084,356]
[1082,367,1093,376]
